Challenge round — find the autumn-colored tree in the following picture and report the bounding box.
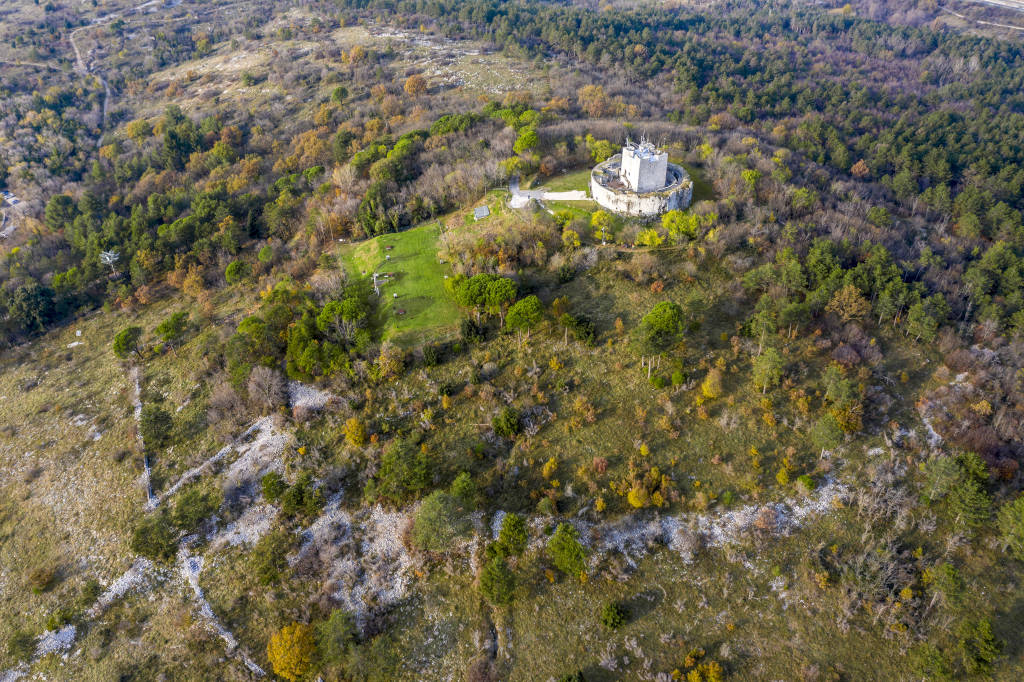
[125,118,152,143]
[584,134,617,162]
[181,264,205,299]
[543,96,570,112]
[635,228,664,248]
[347,45,366,62]
[826,284,870,322]
[551,295,570,318]
[561,228,581,252]
[403,74,427,96]
[590,210,613,243]
[375,342,404,379]
[701,368,723,399]
[577,84,610,118]
[267,622,314,682]
[343,417,367,447]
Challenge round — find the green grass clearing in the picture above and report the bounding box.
[338,222,461,346]
[542,167,592,193]
[684,163,715,203]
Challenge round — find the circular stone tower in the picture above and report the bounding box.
[590,138,692,217]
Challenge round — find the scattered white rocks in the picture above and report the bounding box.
[917,400,944,449]
[528,477,851,569]
[35,624,76,658]
[292,494,351,566]
[490,510,507,541]
[220,418,291,496]
[306,502,418,630]
[287,380,335,412]
[212,504,278,549]
[130,366,157,508]
[0,667,27,682]
[356,506,417,607]
[157,417,286,507]
[86,557,153,618]
[180,551,265,677]
[693,477,849,549]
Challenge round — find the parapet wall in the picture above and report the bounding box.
[590,158,693,218]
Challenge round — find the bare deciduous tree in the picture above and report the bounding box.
[248,366,285,414]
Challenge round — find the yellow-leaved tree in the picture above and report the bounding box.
[267,622,314,682]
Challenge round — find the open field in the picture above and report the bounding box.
[338,222,461,346]
[543,167,593,193]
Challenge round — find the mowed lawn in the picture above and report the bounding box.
[338,222,461,345]
[542,167,592,192]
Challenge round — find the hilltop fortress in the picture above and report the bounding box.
[590,138,692,217]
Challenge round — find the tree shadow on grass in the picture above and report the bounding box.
[620,587,665,624]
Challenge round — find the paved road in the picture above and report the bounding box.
[509,174,589,208]
[939,5,1024,30]
[508,174,545,208]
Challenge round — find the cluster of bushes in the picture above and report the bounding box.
[266,609,357,681]
[479,513,529,606]
[129,484,221,561]
[410,472,476,552]
[227,278,373,385]
[262,471,325,519]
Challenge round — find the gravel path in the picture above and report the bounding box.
[130,366,157,508]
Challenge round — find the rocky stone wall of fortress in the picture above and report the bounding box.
[591,176,693,218]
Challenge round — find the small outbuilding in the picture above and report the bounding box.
[473,206,490,221]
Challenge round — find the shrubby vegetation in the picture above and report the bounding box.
[2,0,1024,679]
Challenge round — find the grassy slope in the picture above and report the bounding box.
[338,221,461,346]
[3,239,1023,680]
[543,167,593,193]
[0,284,259,674]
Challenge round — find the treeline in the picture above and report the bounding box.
[337,0,1024,223]
[0,89,510,345]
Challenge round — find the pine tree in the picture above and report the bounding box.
[480,556,515,605]
[547,523,587,579]
[948,477,990,531]
[996,496,1024,561]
